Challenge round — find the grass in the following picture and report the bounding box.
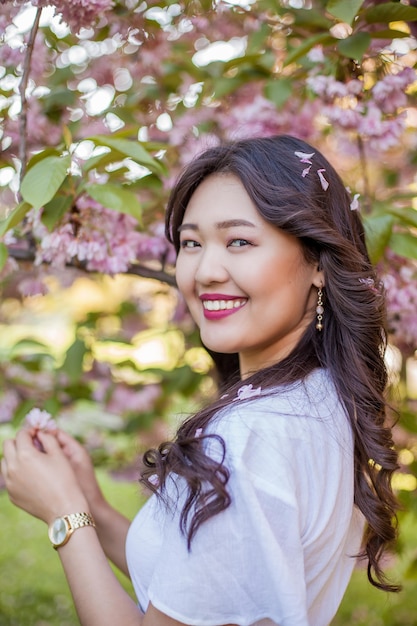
[1,473,416,625]
[0,471,141,626]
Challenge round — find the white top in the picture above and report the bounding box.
[126,369,364,626]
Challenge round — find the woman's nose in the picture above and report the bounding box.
[194,247,229,285]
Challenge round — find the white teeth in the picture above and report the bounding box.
[203,299,246,311]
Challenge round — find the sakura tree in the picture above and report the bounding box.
[0,0,417,446]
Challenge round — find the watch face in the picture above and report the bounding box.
[50,518,68,545]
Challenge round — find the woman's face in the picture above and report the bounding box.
[175,174,323,377]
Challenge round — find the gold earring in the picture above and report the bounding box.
[316,287,324,331]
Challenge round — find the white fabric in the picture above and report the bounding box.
[126,368,364,626]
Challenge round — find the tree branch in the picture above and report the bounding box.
[357,134,372,213]
[18,7,43,190]
[7,245,177,287]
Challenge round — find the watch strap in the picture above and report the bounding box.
[65,512,95,531]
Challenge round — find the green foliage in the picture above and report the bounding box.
[326,0,366,25]
[87,183,143,220]
[337,32,371,60]
[90,136,167,177]
[0,202,32,236]
[0,243,8,270]
[21,155,71,210]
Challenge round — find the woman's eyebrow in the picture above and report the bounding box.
[178,219,256,232]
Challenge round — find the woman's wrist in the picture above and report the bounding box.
[87,493,114,527]
[46,493,91,526]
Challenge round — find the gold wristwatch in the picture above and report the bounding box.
[48,512,95,549]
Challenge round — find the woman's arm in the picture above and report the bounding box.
[1,429,237,626]
[1,429,143,624]
[54,429,131,576]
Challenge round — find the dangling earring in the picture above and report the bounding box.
[316,287,324,331]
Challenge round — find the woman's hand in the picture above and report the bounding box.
[1,429,88,524]
[53,429,107,515]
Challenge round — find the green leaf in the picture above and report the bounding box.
[90,136,166,176]
[363,2,417,24]
[284,33,335,66]
[26,148,61,170]
[41,195,73,231]
[337,32,371,60]
[326,0,365,24]
[246,22,270,55]
[362,214,394,263]
[87,183,142,220]
[264,78,292,108]
[21,155,71,210]
[370,28,410,39]
[60,338,87,384]
[0,242,8,270]
[213,76,245,98]
[10,339,50,357]
[0,201,32,236]
[388,206,417,229]
[292,8,332,29]
[389,232,417,260]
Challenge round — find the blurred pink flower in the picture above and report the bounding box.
[372,67,416,114]
[0,390,20,423]
[36,196,144,275]
[381,255,417,354]
[25,407,57,430]
[31,0,114,32]
[17,277,49,297]
[107,384,161,415]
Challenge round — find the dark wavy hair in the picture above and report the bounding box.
[141,135,400,592]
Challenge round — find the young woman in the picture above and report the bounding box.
[2,135,400,626]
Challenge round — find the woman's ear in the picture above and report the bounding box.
[312,267,325,289]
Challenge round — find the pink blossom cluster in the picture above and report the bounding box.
[381,254,417,354]
[4,0,115,32]
[0,389,20,423]
[306,67,416,152]
[136,222,176,266]
[5,100,64,155]
[106,383,161,415]
[29,195,176,275]
[5,362,55,394]
[34,195,144,275]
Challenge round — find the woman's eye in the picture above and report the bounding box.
[228,238,251,248]
[180,239,200,249]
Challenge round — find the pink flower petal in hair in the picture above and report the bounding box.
[294,150,315,164]
[350,193,360,211]
[148,474,160,487]
[359,277,379,294]
[234,384,262,401]
[317,169,329,191]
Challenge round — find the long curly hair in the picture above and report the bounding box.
[141,135,400,592]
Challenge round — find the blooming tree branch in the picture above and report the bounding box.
[18,7,43,187]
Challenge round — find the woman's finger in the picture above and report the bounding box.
[2,438,17,462]
[35,430,65,455]
[0,456,7,478]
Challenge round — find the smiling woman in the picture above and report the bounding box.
[2,135,400,626]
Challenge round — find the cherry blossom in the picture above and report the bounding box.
[24,407,57,430]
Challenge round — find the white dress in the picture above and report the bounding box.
[126,369,364,626]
